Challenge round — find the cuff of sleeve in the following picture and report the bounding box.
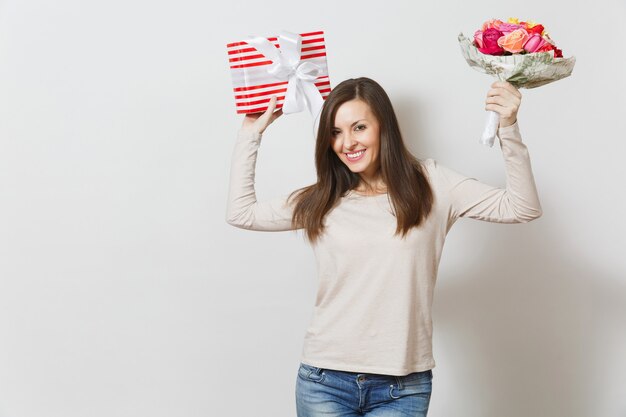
[497,120,521,141]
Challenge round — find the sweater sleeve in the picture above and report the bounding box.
[435,121,543,223]
[225,129,299,231]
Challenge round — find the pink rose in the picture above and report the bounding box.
[523,33,548,53]
[474,29,484,48]
[477,28,505,55]
[496,23,523,34]
[536,42,555,53]
[497,28,530,53]
[482,19,504,31]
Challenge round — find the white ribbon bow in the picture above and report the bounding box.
[245,31,325,120]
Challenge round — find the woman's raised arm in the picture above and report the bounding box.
[437,121,543,224]
[225,97,299,231]
[435,82,542,224]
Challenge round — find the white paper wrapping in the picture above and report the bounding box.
[458,33,576,147]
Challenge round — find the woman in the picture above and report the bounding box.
[226,77,541,417]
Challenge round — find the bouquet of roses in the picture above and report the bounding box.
[459,18,576,147]
[474,18,563,58]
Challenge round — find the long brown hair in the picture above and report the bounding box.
[288,77,433,243]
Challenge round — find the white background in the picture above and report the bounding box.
[1,0,625,416]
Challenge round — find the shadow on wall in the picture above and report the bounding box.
[432,221,625,417]
[391,96,625,417]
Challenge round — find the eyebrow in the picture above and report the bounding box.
[332,119,366,129]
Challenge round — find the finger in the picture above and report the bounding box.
[263,96,282,119]
[485,95,519,114]
[491,80,515,90]
[491,81,522,98]
[485,91,518,106]
[266,96,278,113]
[269,108,283,123]
[485,95,509,106]
[486,88,521,106]
[487,84,516,96]
[485,91,509,108]
[485,103,516,120]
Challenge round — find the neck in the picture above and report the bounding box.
[356,172,386,194]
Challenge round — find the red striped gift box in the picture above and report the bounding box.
[226,30,332,114]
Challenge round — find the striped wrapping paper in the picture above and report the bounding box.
[226,30,331,114]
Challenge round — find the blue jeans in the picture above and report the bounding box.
[295,362,432,416]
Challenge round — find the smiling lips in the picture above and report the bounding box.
[345,149,366,162]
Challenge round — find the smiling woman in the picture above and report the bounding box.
[225,77,542,417]
[288,78,435,243]
[330,100,382,190]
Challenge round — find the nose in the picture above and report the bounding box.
[342,132,358,150]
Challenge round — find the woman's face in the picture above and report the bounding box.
[330,99,381,180]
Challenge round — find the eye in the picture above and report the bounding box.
[355,124,366,131]
[331,130,340,136]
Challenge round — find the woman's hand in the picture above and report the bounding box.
[241,96,283,134]
[485,81,522,128]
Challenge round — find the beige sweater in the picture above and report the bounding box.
[226,121,542,376]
